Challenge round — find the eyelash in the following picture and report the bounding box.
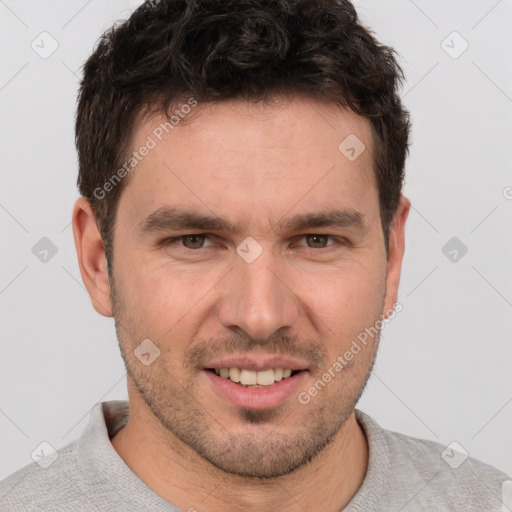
[162,234,347,251]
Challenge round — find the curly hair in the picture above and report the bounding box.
[76,0,410,264]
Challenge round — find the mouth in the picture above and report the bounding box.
[202,364,308,410]
[206,367,302,388]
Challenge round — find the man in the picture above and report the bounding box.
[0,0,509,510]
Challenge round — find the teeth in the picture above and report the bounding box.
[239,369,257,385]
[229,367,240,383]
[214,367,296,386]
[256,369,274,385]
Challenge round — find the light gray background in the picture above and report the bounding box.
[1,0,511,480]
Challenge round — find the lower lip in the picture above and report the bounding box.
[203,370,308,410]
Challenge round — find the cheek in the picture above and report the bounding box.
[116,256,217,336]
[294,260,386,337]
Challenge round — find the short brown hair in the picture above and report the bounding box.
[76,0,410,266]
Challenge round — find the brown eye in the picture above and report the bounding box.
[305,235,330,248]
[181,235,207,249]
[162,234,215,251]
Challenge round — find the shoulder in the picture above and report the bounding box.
[355,410,511,511]
[0,440,92,512]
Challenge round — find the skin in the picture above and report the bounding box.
[72,97,410,512]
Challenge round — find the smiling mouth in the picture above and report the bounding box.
[206,367,302,388]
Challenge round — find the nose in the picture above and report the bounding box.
[217,249,300,343]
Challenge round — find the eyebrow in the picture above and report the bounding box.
[138,207,369,236]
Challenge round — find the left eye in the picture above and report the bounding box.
[297,235,337,249]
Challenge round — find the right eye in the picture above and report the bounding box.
[163,234,215,250]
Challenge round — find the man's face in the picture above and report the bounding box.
[108,98,400,478]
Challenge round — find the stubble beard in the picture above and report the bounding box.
[109,273,381,479]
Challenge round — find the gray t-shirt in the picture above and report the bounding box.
[0,400,509,511]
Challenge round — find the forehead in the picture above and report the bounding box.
[118,97,378,229]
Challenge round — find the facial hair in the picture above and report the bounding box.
[109,270,382,479]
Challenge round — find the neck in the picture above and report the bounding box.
[111,394,368,512]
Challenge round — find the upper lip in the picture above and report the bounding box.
[202,355,309,371]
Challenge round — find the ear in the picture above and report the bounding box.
[71,197,113,317]
[382,195,410,317]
